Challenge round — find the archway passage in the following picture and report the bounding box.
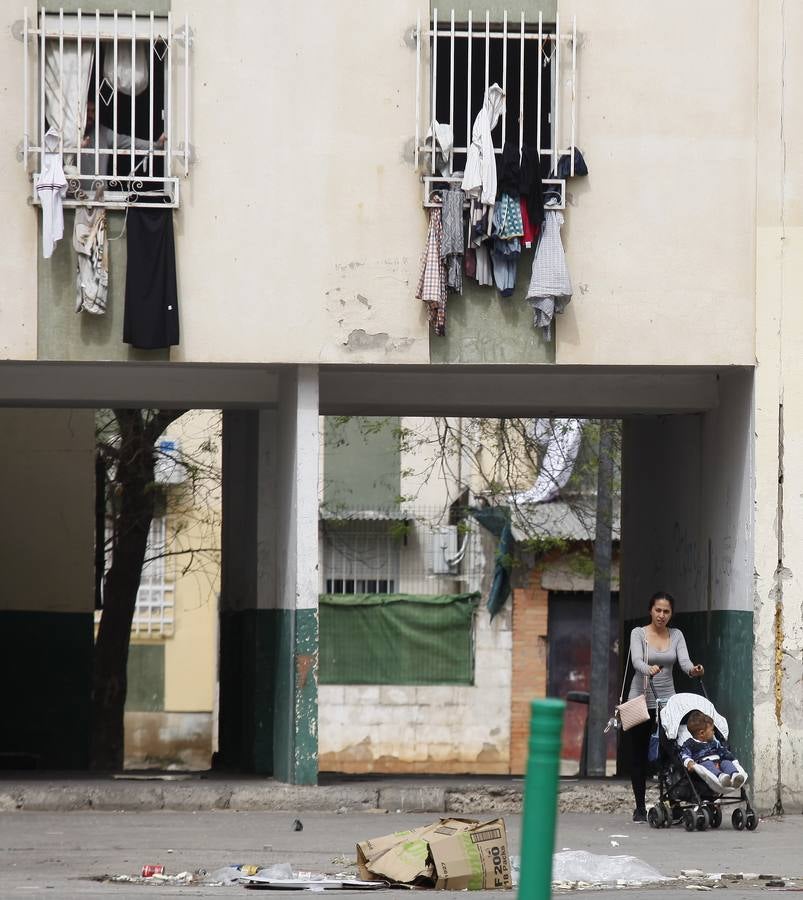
[0,362,753,783]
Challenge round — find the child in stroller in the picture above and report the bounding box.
[647,690,757,831]
[681,710,747,791]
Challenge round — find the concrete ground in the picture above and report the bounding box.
[0,808,800,899]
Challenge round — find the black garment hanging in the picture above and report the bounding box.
[519,144,545,225]
[497,141,522,197]
[123,207,179,350]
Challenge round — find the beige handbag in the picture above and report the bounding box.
[615,629,650,731]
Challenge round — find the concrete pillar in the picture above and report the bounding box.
[0,409,95,769]
[753,0,803,815]
[219,366,319,783]
[621,371,754,778]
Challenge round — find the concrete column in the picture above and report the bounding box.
[0,409,95,769]
[271,366,320,784]
[219,367,319,783]
[753,0,803,815]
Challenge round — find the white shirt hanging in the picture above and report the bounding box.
[461,84,505,206]
[35,128,68,259]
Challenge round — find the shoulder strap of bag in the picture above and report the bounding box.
[643,627,649,696]
[618,634,633,703]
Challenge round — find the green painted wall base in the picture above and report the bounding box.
[623,611,753,775]
[218,608,318,784]
[0,611,93,769]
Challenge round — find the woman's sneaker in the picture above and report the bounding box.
[730,772,746,789]
[632,807,647,823]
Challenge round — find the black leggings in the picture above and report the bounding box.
[627,709,657,811]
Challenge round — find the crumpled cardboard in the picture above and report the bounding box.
[357,818,512,890]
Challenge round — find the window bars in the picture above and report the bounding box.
[19,7,191,208]
[131,516,175,638]
[95,515,175,638]
[414,9,577,208]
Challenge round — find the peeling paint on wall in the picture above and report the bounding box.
[344,329,390,351]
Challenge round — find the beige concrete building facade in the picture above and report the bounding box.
[0,0,800,811]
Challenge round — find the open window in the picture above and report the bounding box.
[19,9,192,208]
[414,9,578,207]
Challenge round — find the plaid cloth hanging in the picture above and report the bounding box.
[416,207,448,336]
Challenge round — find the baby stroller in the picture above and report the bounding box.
[646,685,758,831]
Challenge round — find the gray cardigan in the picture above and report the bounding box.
[626,626,694,708]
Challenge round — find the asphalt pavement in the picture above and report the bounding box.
[0,809,800,899]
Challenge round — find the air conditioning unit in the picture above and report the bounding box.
[427,525,458,575]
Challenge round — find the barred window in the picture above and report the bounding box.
[414,9,578,206]
[18,9,192,208]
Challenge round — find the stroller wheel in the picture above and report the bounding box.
[683,810,696,832]
[732,808,746,830]
[695,806,710,831]
[707,804,722,829]
[745,811,758,831]
[648,805,666,829]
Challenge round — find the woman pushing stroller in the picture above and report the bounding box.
[625,591,705,822]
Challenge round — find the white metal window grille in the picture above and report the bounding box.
[18,7,192,208]
[132,515,175,637]
[414,9,577,207]
[321,522,400,595]
[96,515,175,637]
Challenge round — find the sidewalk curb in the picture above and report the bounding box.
[0,779,634,814]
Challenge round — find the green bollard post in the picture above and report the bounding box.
[517,698,566,900]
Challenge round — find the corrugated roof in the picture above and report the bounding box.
[319,508,409,521]
[509,499,621,542]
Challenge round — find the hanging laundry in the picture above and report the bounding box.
[474,243,493,287]
[440,188,465,294]
[497,139,545,237]
[488,196,523,297]
[73,205,108,315]
[416,207,448,336]
[35,128,67,259]
[520,144,546,226]
[468,201,492,248]
[494,193,524,240]
[491,239,520,297]
[124,208,179,349]
[425,121,454,175]
[555,147,589,178]
[464,248,476,279]
[525,206,572,339]
[520,198,539,249]
[462,84,505,207]
[497,141,522,196]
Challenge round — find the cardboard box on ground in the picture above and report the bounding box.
[357,818,512,891]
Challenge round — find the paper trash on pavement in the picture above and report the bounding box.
[357,818,512,891]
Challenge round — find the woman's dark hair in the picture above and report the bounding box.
[648,591,675,613]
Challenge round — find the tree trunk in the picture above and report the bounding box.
[90,409,185,771]
[587,419,615,777]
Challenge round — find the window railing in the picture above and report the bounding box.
[414,8,578,208]
[18,7,192,208]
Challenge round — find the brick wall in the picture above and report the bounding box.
[508,570,549,774]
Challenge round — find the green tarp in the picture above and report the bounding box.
[318,592,480,685]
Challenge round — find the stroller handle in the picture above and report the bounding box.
[646,672,709,703]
